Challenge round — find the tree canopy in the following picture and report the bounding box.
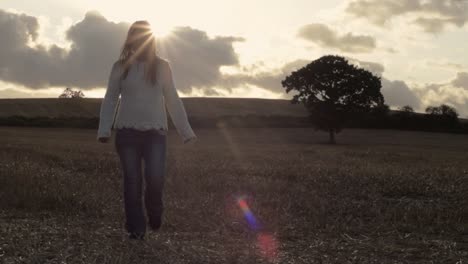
[425,104,460,128]
[281,55,384,143]
[59,87,85,99]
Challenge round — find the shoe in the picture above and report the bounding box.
[128,232,145,240]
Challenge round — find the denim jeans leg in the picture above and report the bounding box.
[115,129,146,234]
[142,130,167,230]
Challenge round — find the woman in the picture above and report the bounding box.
[97,20,197,240]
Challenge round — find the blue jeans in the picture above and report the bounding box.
[114,127,167,234]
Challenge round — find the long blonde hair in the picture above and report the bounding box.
[118,20,158,85]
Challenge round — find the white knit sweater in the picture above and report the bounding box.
[97,57,196,142]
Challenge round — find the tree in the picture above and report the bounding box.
[425,104,458,118]
[425,104,459,128]
[399,105,414,113]
[59,87,85,99]
[371,103,390,118]
[368,103,390,128]
[395,105,416,129]
[281,55,384,144]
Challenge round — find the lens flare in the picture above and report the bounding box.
[257,233,279,262]
[236,196,279,262]
[237,197,261,231]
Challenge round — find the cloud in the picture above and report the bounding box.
[297,23,376,53]
[410,72,468,117]
[452,72,468,89]
[346,0,468,33]
[157,27,244,94]
[220,55,467,116]
[346,57,385,76]
[223,56,423,109]
[414,17,450,33]
[381,79,421,109]
[220,59,309,96]
[0,88,58,98]
[346,58,422,108]
[417,85,468,117]
[61,11,129,88]
[0,10,128,89]
[346,0,420,26]
[346,58,421,108]
[0,9,243,95]
[425,60,466,71]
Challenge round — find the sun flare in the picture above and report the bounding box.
[148,21,172,39]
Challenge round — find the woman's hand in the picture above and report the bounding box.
[183,136,198,145]
[98,137,110,143]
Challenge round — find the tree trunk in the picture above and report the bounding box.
[329,129,336,144]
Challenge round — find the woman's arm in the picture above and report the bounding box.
[97,62,121,140]
[161,60,197,143]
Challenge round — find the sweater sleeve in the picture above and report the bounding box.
[161,60,196,143]
[97,62,121,139]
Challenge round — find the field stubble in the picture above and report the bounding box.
[0,127,467,263]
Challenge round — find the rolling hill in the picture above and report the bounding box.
[0,98,465,131]
[0,98,309,118]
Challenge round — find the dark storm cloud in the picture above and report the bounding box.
[297,23,376,53]
[346,0,468,33]
[0,9,243,94]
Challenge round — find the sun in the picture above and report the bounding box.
[148,21,172,39]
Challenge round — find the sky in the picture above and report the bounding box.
[0,0,467,116]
